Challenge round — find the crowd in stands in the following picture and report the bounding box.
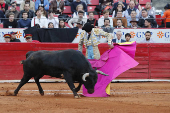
[0,0,170,29]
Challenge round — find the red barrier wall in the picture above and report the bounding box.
[0,43,170,80]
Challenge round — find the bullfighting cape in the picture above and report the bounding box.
[83,41,139,97]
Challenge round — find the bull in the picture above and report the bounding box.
[14,49,108,98]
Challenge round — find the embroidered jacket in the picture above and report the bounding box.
[78,28,112,52]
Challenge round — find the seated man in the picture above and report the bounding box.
[128,19,140,28]
[98,10,113,27]
[10,31,21,42]
[115,19,125,28]
[20,0,35,11]
[71,0,87,13]
[68,11,87,28]
[35,0,49,12]
[127,10,138,27]
[3,12,18,28]
[3,34,11,43]
[0,0,8,14]
[19,3,35,19]
[24,34,40,43]
[125,1,139,19]
[112,30,126,43]
[113,0,127,11]
[113,11,127,27]
[139,2,155,18]
[144,19,154,28]
[75,20,84,29]
[18,11,31,28]
[141,31,154,43]
[138,9,157,28]
[5,2,19,18]
[101,18,114,34]
[87,11,98,27]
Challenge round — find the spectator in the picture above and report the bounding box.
[125,1,139,19]
[47,10,59,28]
[31,9,48,28]
[112,3,125,18]
[75,20,84,29]
[18,11,31,28]
[113,11,127,27]
[19,3,35,19]
[87,11,98,26]
[141,31,154,43]
[98,10,113,27]
[59,19,67,28]
[38,4,48,17]
[68,10,87,28]
[128,19,140,28]
[0,10,5,23]
[10,31,21,42]
[125,33,131,42]
[20,0,35,11]
[73,4,87,18]
[144,19,154,28]
[138,9,157,28]
[127,0,142,11]
[115,19,125,28]
[3,12,18,28]
[48,22,54,28]
[50,0,64,14]
[113,0,127,11]
[71,0,87,13]
[0,0,8,14]
[139,2,155,18]
[101,18,114,34]
[3,34,11,43]
[24,34,40,43]
[112,30,126,43]
[5,2,19,18]
[5,0,10,6]
[127,10,138,26]
[162,4,170,28]
[35,0,49,11]
[73,0,90,5]
[99,0,113,6]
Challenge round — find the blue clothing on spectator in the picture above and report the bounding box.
[35,0,49,11]
[71,1,87,13]
[0,10,5,23]
[18,19,31,28]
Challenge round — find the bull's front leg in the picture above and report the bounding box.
[63,71,80,99]
[75,83,82,92]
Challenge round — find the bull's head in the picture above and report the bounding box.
[82,70,109,94]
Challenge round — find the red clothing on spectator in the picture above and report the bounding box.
[32,40,40,43]
[162,9,170,22]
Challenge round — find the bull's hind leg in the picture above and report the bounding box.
[34,75,44,96]
[63,71,80,98]
[14,74,32,96]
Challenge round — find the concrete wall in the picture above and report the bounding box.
[152,0,169,11]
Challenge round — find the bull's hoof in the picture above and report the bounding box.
[40,92,44,96]
[5,90,16,96]
[74,95,81,99]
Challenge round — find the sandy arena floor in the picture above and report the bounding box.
[0,82,170,113]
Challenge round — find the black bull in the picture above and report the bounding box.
[14,49,108,98]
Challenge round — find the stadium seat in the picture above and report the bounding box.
[126,0,130,4]
[0,23,3,28]
[63,6,72,14]
[113,0,125,3]
[88,6,96,12]
[8,6,20,11]
[89,0,99,6]
[141,4,145,9]
[155,15,163,26]
[139,0,151,4]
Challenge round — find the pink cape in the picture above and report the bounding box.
[83,42,139,97]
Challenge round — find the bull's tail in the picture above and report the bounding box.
[20,60,25,64]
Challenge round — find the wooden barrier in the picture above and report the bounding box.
[0,43,170,80]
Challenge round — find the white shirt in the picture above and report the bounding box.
[141,38,154,43]
[68,16,87,28]
[47,17,59,28]
[31,16,48,28]
[98,16,113,27]
[73,12,87,19]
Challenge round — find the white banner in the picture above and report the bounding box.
[1,28,170,43]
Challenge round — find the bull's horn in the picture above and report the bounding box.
[96,70,109,76]
[82,73,89,81]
